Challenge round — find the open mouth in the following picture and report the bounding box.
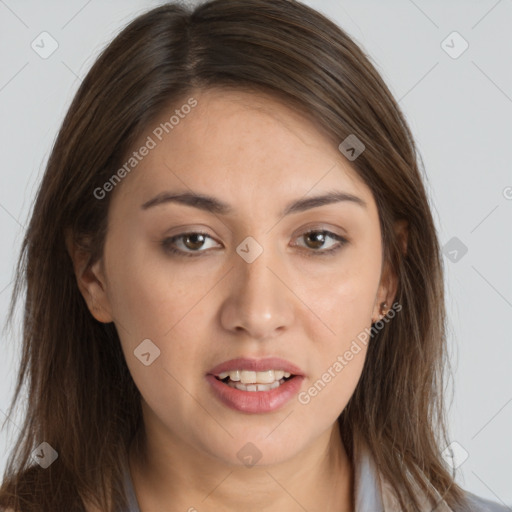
[206,366,304,413]
[214,372,296,392]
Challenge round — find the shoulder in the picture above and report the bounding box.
[462,490,511,511]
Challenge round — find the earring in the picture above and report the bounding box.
[376,302,388,321]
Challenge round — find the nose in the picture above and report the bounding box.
[219,242,295,341]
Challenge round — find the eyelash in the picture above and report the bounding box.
[161,229,348,258]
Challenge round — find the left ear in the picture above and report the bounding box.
[372,219,408,323]
[65,229,114,324]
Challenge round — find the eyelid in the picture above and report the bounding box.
[163,230,221,254]
[161,225,348,257]
[292,222,347,238]
[291,229,347,256]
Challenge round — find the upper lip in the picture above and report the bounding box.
[207,357,305,377]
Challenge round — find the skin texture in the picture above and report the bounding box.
[71,88,405,512]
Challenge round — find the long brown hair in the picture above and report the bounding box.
[0,0,467,510]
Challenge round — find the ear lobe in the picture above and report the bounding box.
[372,261,397,323]
[65,230,113,324]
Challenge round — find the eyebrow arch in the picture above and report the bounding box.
[141,189,367,216]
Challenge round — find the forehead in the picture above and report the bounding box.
[112,88,374,213]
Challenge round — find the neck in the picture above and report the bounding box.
[129,415,354,512]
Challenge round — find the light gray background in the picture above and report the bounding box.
[0,0,511,507]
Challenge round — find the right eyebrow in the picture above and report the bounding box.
[141,189,367,216]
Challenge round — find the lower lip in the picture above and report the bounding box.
[206,374,304,413]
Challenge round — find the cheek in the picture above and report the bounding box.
[102,238,206,394]
[298,322,369,422]
[104,237,201,340]
[296,252,379,413]
[293,343,368,443]
[301,252,381,341]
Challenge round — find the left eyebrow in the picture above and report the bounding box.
[140,189,367,216]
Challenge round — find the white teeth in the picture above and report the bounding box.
[218,370,240,381]
[231,380,283,392]
[217,369,292,384]
[241,370,257,384]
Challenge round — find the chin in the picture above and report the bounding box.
[206,432,305,468]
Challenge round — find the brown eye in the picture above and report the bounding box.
[162,231,220,257]
[162,229,347,259]
[182,233,207,250]
[304,231,327,249]
[294,230,348,256]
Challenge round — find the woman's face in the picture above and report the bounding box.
[80,88,397,467]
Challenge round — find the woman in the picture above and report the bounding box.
[0,0,507,510]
